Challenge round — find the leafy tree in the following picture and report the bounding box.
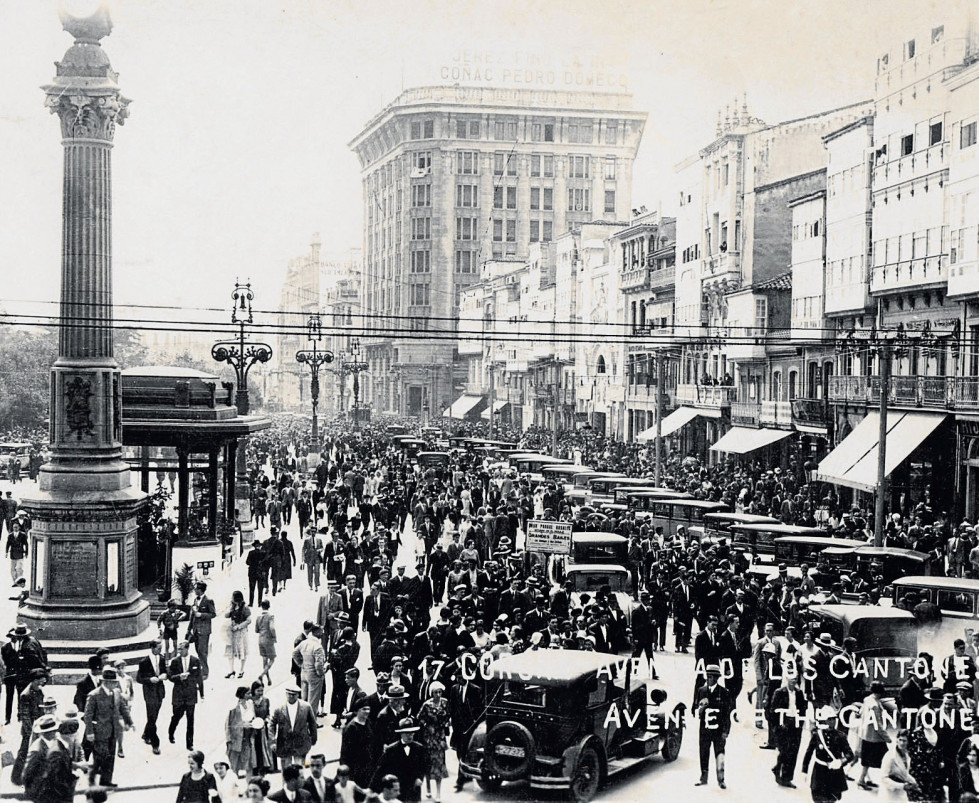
[0,327,57,431]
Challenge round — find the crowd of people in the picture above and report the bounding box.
[3,412,979,801]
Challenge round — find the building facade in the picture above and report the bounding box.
[349,85,646,419]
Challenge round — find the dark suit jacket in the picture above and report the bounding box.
[694,629,723,665]
[362,593,391,636]
[372,740,428,797]
[73,674,97,712]
[268,789,313,802]
[188,595,216,637]
[167,655,204,706]
[136,653,167,703]
[302,775,335,803]
[632,604,655,644]
[341,587,364,619]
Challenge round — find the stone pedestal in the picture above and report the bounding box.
[20,7,149,644]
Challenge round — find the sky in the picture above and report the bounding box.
[0,0,972,321]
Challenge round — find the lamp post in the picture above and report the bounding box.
[837,323,911,546]
[343,339,369,427]
[295,313,335,465]
[211,280,272,544]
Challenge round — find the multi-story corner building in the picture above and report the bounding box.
[349,85,646,419]
[821,19,978,517]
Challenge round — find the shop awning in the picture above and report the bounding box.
[636,407,699,442]
[442,394,484,420]
[709,426,792,454]
[815,411,946,492]
[481,400,509,420]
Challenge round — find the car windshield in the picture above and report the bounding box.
[569,571,629,593]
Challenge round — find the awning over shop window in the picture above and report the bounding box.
[709,426,792,454]
[481,401,509,419]
[815,411,946,493]
[636,407,701,442]
[442,394,484,420]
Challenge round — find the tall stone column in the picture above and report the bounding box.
[21,7,149,641]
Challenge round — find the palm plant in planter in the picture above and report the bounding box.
[173,563,196,605]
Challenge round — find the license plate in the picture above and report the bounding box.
[495,745,525,758]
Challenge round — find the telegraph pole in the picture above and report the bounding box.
[552,358,560,458]
[654,351,664,486]
[874,346,890,547]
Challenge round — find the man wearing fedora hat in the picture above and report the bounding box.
[372,717,427,802]
[83,665,133,788]
[694,664,732,789]
[271,683,318,769]
[10,667,48,786]
[23,714,72,803]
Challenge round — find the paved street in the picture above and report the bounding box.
[0,474,884,803]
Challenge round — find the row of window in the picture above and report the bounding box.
[871,227,946,266]
[410,249,481,274]
[412,150,618,180]
[410,118,621,145]
[792,219,822,241]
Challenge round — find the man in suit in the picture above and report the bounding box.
[316,580,343,648]
[135,639,167,754]
[72,654,102,762]
[167,640,203,750]
[671,569,694,653]
[293,624,327,718]
[362,582,392,661]
[302,529,324,591]
[693,616,723,708]
[247,541,267,606]
[271,684,318,768]
[694,664,733,789]
[632,591,657,669]
[340,667,368,724]
[372,717,428,802]
[269,763,314,802]
[752,622,782,738]
[450,668,483,793]
[769,673,806,788]
[83,666,133,787]
[341,574,364,632]
[303,753,335,803]
[588,609,617,654]
[266,764,313,803]
[187,581,216,681]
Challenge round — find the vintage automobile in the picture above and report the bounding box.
[806,604,918,695]
[563,563,637,628]
[461,649,683,802]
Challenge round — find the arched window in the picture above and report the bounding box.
[597,356,607,374]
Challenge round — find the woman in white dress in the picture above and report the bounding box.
[114,659,134,758]
[878,729,920,802]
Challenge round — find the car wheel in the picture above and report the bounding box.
[568,744,602,803]
[476,772,503,792]
[662,725,682,762]
[484,721,535,782]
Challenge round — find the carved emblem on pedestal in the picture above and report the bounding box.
[65,376,95,440]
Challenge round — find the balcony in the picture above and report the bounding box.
[827,374,979,409]
[725,326,790,362]
[676,383,736,408]
[872,143,948,188]
[620,266,650,291]
[870,256,948,295]
[761,400,793,428]
[731,401,761,426]
[648,265,676,291]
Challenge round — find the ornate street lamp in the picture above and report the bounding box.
[295,313,335,462]
[211,280,272,541]
[836,323,910,546]
[343,338,370,427]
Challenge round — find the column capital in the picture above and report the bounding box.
[42,7,129,142]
